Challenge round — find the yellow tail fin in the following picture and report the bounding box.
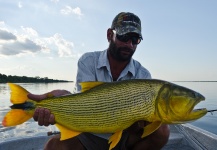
[8,83,30,104]
[2,109,33,126]
[2,83,33,127]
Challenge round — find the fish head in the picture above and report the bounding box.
[156,82,207,124]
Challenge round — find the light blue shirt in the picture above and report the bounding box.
[75,49,151,139]
[75,49,151,92]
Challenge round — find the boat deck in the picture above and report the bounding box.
[163,124,217,150]
[0,124,217,150]
[162,125,194,150]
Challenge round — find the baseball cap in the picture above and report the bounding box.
[111,12,143,39]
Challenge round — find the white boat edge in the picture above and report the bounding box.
[163,124,217,150]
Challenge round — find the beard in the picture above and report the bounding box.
[108,40,135,62]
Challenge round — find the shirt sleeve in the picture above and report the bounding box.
[134,61,152,79]
[75,56,96,92]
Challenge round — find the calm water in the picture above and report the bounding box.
[0,82,216,143]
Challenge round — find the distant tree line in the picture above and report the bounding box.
[0,73,71,83]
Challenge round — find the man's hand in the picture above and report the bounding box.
[28,90,71,126]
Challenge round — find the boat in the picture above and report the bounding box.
[163,124,217,150]
[0,124,217,150]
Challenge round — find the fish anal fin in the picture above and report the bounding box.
[108,130,123,150]
[2,109,33,127]
[55,124,81,141]
[8,83,30,104]
[80,81,104,92]
[141,121,162,138]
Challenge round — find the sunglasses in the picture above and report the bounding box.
[113,30,142,45]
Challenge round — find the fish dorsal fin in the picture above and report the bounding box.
[141,121,162,138]
[8,83,29,104]
[55,124,81,141]
[80,81,104,92]
[108,130,123,150]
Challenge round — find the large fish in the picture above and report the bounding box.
[2,79,207,150]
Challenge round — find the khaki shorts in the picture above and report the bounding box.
[77,132,129,150]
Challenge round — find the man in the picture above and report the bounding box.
[29,12,170,150]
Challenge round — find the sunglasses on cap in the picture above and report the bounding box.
[112,30,142,45]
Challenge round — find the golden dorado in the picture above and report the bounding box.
[2,79,207,150]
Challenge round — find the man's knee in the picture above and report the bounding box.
[44,135,85,150]
[44,135,61,150]
[158,125,170,142]
[150,124,170,147]
[133,124,170,150]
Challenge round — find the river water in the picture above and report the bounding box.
[0,81,216,143]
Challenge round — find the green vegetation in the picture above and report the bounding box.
[0,73,71,83]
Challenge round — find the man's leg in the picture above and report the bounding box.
[126,124,170,150]
[44,134,85,150]
[44,133,111,150]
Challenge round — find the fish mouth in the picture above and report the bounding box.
[188,92,205,113]
[192,108,207,113]
[187,108,207,121]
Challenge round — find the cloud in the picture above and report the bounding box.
[0,38,41,55]
[50,0,59,3]
[0,21,5,26]
[0,28,42,56]
[0,25,76,58]
[60,6,83,17]
[0,29,17,40]
[18,2,23,8]
[21,26,38,37]
[44,33,74,57]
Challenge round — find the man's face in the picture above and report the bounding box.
[108,32,139,62]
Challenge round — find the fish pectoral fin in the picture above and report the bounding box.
[80,81,105,92]
[141,121,162,138]
[2,109,32,127]
[108,130,123,150]
[55,124,81,141]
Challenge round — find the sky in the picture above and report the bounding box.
[0,0,216,81]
